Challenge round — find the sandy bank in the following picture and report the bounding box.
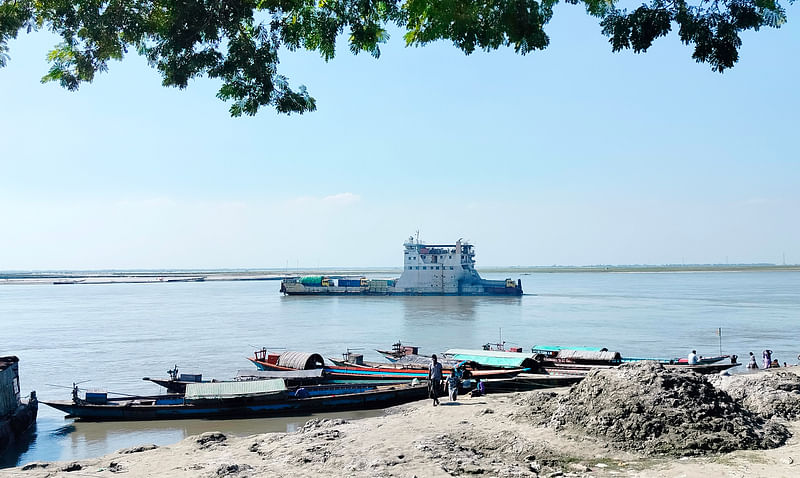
[6,366,800,477]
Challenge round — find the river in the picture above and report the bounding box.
[2,270,799,467]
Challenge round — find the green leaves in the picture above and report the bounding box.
[0,0,794,115]
[600,6,672,54]
[403,0,555,54]
[600,0,790,73]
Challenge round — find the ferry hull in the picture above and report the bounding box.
[280,284,523,296]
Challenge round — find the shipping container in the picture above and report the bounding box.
[338,279,364,287]
[299,276,324,286]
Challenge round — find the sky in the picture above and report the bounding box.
[1,5,799,270]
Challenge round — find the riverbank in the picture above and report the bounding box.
[6,364,800,477]
[2,264,799,285]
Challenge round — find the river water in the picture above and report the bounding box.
[2,270,800,467]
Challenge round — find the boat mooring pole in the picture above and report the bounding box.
[718,327,722,355]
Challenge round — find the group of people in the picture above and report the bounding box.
[747,349,785,369]
[427,354,483,406]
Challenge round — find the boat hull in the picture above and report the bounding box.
[44,384,428,422]
[0,398,37,453]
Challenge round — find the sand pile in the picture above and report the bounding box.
[711,369,800,420]
[515,362,789,456]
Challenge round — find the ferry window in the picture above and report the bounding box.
[450,266,453,270]
[423,266,426,270]
[415,266,419,270]
[449,255,451,259]
[408,266,412,270]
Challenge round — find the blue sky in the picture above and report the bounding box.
[1,5,799,269]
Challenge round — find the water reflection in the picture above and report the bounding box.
[401,296,478,323]
[6,410,383,468]
[0,425,37,469]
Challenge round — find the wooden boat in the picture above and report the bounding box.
[145,367,326,394]
[451,347,741,376]
[249,349,453,383]
[537,349,741,375]
[43,381,428,422]
[1,356,38,453]
[536,361,741,376]
[375,342,426,362]
[328,352,526,380]
[532,345,732,366]
[669,355,731,365]
[443,349,539,369]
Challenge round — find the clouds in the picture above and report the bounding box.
[322,192,361,205]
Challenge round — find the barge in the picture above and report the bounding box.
[280,236,522,296]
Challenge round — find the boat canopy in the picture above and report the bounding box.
[443,349,537,369]
[556,349,621,362]
[278,352,325,370]
[532,345,607,353]
[394,355,465,368]
[185,379,287,400]
[236,369,324,380]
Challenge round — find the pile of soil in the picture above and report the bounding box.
[711,369,800,420]
[517,362,789,456]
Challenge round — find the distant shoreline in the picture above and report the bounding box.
[1,264,798,285]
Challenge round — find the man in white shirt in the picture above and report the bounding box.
[688,350,699,365]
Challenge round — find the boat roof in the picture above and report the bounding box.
[556,349,622,361]
[0,356,19,372]
[532,345,607,353]
[277,351,325,370]
[444,349,536,368]
[185,379,287,400]
[236,369,324,380]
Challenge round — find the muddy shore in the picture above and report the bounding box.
[5,364,800,478]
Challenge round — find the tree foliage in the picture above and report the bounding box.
[0,0,792,116]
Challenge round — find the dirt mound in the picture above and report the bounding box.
[520,362,789,456]
[710,369,800,420]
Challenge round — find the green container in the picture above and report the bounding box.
[299,276,323,286]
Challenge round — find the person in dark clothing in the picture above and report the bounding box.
[428,354,443,406]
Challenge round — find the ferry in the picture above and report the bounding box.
[280,236,523,296]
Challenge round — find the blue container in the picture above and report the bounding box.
[338,279,362,287]
[86,392,108,404]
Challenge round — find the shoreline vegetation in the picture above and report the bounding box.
[1,264,799,285]
[6,363,800,477]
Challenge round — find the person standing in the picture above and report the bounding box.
[447,371,459,402]
[747,352,759,369]
[428,354,443,406]
[763,349,773,369]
